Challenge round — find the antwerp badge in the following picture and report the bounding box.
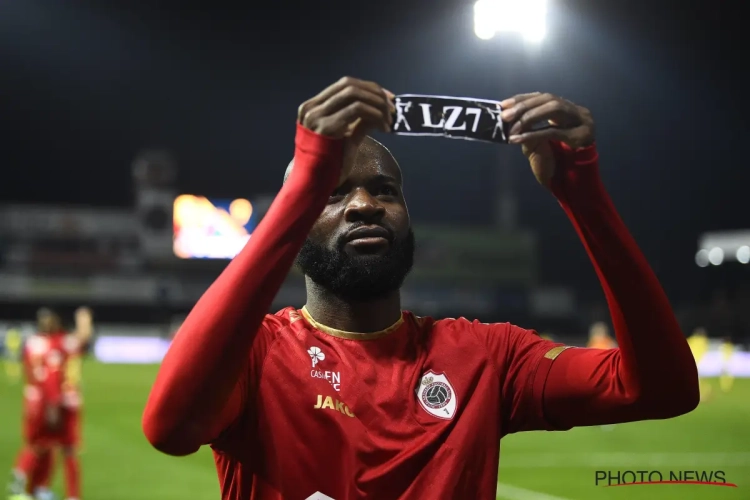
[416,370,457,420]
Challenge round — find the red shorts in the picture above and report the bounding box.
[23,399,81,447]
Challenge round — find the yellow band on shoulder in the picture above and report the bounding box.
[544,346,572,360]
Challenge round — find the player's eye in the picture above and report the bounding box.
[328,187,347,203]
[377,185,398,197]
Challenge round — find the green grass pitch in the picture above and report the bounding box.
[1,362,748,499]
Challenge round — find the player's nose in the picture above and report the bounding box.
[343,188,385,223]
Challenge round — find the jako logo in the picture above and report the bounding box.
[595,470,737,488]
[308,346,325,367]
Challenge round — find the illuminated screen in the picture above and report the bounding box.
[90,335,750,372]
[173,195,257,259]
[94,336,171,364]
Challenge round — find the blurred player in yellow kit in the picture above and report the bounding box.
[587,322,617,430]
[4,325,23,384]
[718,337,734,394]
[687,327,711,402]
[587,322,616,349]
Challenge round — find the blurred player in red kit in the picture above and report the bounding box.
[8,307,92,500]
[143,78,699,499]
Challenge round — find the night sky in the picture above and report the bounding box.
[0,0,747,303]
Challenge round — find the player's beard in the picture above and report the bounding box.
[296,228,415,302]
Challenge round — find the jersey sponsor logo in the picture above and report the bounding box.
[313,394,355,417]
[416,371,457,420]
[308,346,342,391]
[308,346,325,367]
[310,369,341,392]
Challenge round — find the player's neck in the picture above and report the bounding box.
[304,281,402,334]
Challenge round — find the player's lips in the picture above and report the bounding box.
[344,226,391,247]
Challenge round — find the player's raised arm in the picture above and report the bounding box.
[492,93,699,431]
[142,77,394,456]
[72,306,93,350]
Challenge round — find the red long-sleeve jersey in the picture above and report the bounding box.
[23,332,83,410]
[143,125,699,500]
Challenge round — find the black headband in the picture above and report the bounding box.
[389,94,551,144]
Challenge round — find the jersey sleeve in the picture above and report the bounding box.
[537,141,698,428]
[142,125,343,456]
[480,141,699,435]
[64,354,82,388]
[473,321,570,435]
[60,334,84,407]
[208,316,281,461]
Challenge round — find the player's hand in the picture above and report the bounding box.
[500,93,595,187]
[298,77,395,183]
[75,307,92,328]
[45,405,61,430]
[75,306,93,343]
[298,77,394,141]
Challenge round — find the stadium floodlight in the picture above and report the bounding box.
[697,230,750,266]
[473,0,548,42]
[708,247,724,266]
[695,249,709,268]
[737,245,750,264]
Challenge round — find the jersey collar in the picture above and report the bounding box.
[299,306,404,341]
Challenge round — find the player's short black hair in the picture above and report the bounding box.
[36,307,59,320]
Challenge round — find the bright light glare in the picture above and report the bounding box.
[708,247,724,266]
[474,0,548,42]
[737,245,750,264]
[695,249,709,268]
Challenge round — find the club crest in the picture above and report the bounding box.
[416,370,457,420]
